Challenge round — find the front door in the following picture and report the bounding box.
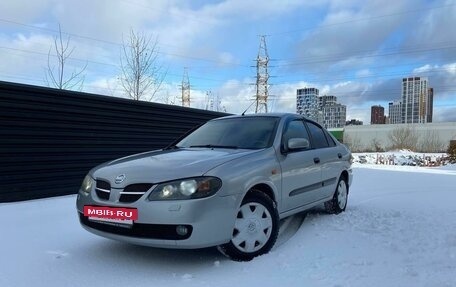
[278,120,322,212]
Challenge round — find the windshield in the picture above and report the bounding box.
[177,117,279,149]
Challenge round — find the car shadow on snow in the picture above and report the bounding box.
[83,239,225,267]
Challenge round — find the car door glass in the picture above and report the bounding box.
[324,130,337,147]
[282,120,310,148]
[306,121,329,149]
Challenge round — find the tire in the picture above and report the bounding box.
[324,177,348,214]
[218,190,279,261]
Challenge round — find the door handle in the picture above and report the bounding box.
[313,157,320,164]
[338,153,342,159]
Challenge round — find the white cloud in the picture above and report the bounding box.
[443,63,456,75]
[413,64,435,74]
[356,69,372,77]
[0,0,51,23]
[293,0,413,71]
[406,0,456,62]
[0,33,52,84]
[434,107,456,123]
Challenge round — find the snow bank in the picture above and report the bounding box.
[353,151,448,167]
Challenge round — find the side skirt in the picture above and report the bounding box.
[278,195,333,220]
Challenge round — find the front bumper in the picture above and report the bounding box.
[76,190,242,249]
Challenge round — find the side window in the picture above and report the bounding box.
[282,120,310,145]
[324,130,337,147]
[306,121,329,149]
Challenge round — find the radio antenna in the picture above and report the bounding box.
[241,100,256,116]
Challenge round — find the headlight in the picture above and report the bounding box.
[148,177,222,201]
[80,175,94,194]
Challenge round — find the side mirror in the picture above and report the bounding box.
[287,138,310,151]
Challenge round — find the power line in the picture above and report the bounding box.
[0,45,244,83]
[115,0,217,26]
[269,3,456,36]
[0,17,249,67]
[273,60,456,78]
[1,2,455,69]
[274,45,456,67]
[1,9,454,71]
[272,67,456,84]
[2,42,454,87]
[0,45,117,67]
[270,86,456,99]
[275,39,456,62]
[2,73,456,111]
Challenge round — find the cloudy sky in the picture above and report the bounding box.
[1,0,455,123]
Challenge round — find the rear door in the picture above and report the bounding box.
[305,121,341,199]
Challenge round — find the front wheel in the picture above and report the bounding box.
[324,177,348,214]
[218,190,279,261]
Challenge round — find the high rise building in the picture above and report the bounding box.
[401,77,433,123]
[296,89,346,128]
[371,105,385,124]
[296,88,319,121]
[427,87,433,123]
[388,101,402,124]
[318,95,337,108]
[319,95,346,128]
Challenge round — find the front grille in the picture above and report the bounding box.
[119,183,153,203]
[96,180,111,200]
[124,184,153,192]
[79,213,192,240]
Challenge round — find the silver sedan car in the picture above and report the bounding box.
[77,113,352,261]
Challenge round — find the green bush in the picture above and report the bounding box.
[448,141,456,163]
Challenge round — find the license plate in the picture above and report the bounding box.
[84,206,138,224]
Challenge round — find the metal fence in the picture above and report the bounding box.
[0,81,226,202]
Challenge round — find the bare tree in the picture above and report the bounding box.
[388,126,419,151]
[370,138,384,152]
[162,90,177,105]
[419,130,444,153]
[343,134,363,152]
[46,24,86,90]
[120,29,166,101]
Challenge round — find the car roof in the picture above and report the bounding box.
[214,113,306,121]
[209,113,327,130]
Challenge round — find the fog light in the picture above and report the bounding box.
[176,225,188,236]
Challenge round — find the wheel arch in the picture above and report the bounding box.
[339,170,349,192]
[245,183,276,204]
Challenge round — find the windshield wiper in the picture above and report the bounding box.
[189,144,239,149]
[163,145,180,150]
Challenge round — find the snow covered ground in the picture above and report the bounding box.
[1,165,455,287]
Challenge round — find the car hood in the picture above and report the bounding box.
[92,148,259,187]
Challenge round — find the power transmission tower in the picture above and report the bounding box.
[181,67,190,107]
[205,91,213,110]
[254,35,270,113]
